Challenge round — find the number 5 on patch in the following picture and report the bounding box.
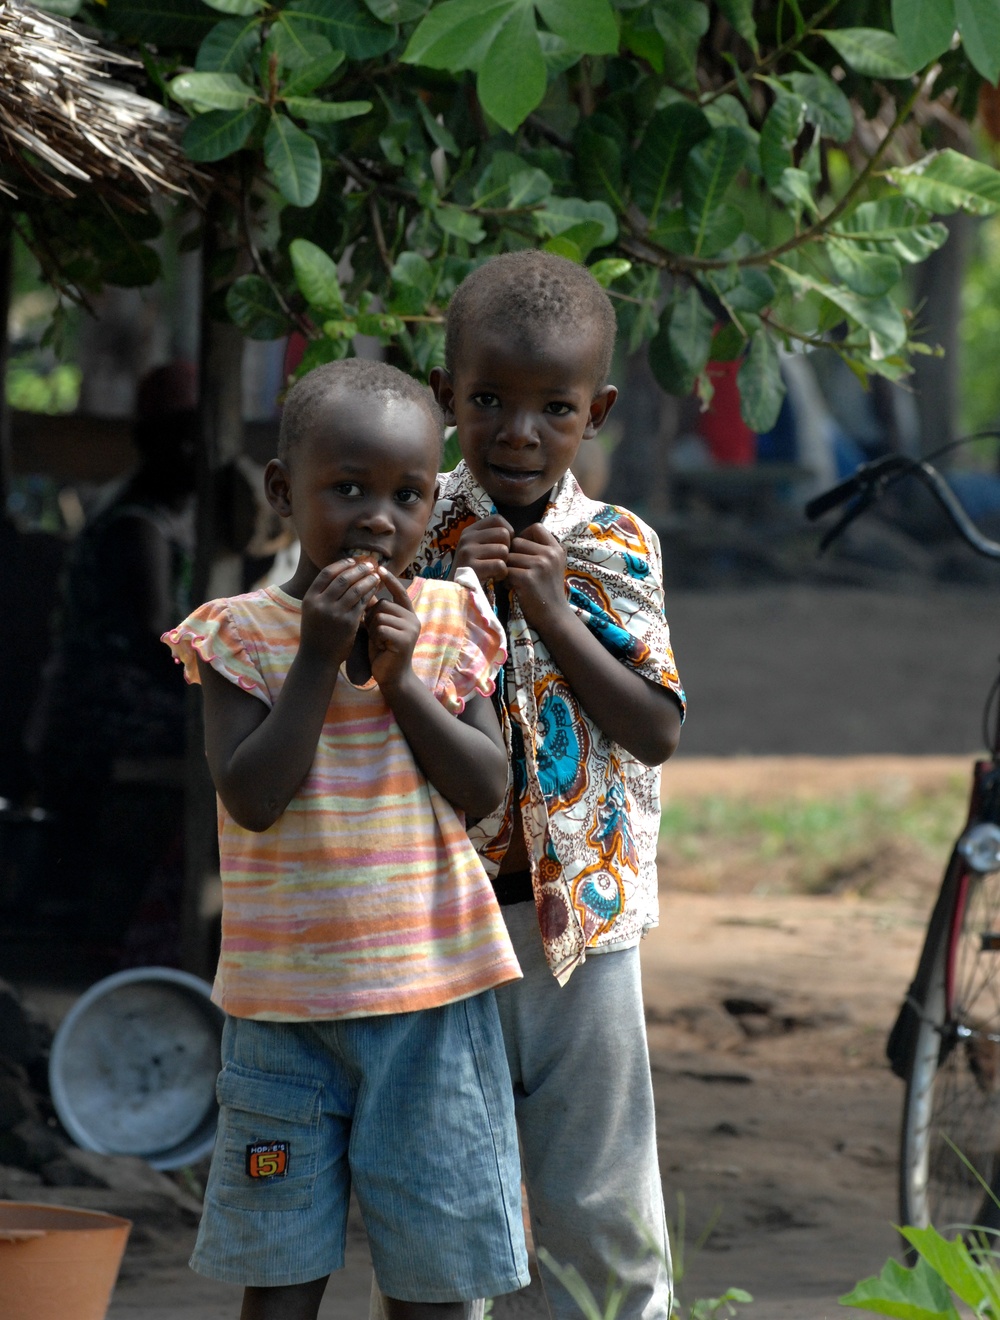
[246,1141,289,1178]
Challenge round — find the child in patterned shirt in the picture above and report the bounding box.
[413,252,685,1319]
[164,359,528,1320]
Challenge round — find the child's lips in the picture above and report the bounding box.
[489,463,544,484]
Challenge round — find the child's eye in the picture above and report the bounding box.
[396,489,424,506]
[334,482,363,497]
[545,402,573,417]
[471,392,500,408]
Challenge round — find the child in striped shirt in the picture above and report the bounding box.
[164,359,527,1320]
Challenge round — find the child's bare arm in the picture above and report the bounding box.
[368,572,507,817]
[200,558,380,832]
[507,525,681,767]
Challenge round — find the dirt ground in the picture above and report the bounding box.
[38,753,959,1320]
[15,583,1000,1319]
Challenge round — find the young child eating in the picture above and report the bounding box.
[164,358,528,1320]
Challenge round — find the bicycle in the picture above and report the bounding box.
[806,451,1000,1236]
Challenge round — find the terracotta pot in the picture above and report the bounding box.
[0,1201,131,1320]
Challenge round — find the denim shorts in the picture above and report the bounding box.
[190,992,529,1301]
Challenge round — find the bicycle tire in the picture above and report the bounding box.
[900,860,1000,1235]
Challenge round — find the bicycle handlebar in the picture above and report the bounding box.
[806,455,1000,560]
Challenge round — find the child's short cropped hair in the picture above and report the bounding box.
[279,357,444,459]
[445,251,618,387]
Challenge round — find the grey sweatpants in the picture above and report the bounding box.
[371,903,671,1320]
[494,901,672,1319]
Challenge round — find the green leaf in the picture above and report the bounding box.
[543,236,583,261]
[648,208,693,254]
[892,0,955,68]
[105,0,217,47]
[709,321,745,361]
[552,219,605,259]
[589,257,632,287]
[392,250,435,292]
[322,318,359,339]
[900,1226,994,1311]
[693,203,743,256]
[103,244,162,289]
[574,119,623,209]
[280,51,346,95]
[202,0,264,15]
[290,237,343,312]
[956,0,1000,83]
[737,329,784,432]
[827,237,901,296]
[363,0,428,20]
[682,127,746,246]
[294,337,349,378]
[196,19,261,73]
[652,0,709,90]
[434,205,487,242]
[787,72,854,142]
[759,94,804,190]
[820,27,919,78]
[265,113,322,206]
[416,100,460,155]
[669,284,715,379]
[267,22,333,69]
[720,267,775,314]
[182,106,262,160]
[534,0,618,53]
[355,312,406,337]
[478,4,547,133]
[535,196,618,244]
[717,0,757,52]
[169,71,257,110]
[840,198,948,263]
[506,168,553,206]
[886,149,1000,215]
[631,103,711,223]
[285,0,397,59]
[780,264,908,360]
[390,251,436,313]
[402,0,517,71]
[840,1252,962,1319]
[226,275,290,339]
[283,96,371,121]
[649,292,705,396]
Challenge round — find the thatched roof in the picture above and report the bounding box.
[0,0,203,208]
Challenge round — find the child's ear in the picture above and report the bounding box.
[429,367,456,424]
[264,458,293,518]
[585,384,618,437]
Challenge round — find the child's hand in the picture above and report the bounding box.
[366,569,421,693]
[506,525,568,628]
[451,514,514,585]
[300,558,381,666]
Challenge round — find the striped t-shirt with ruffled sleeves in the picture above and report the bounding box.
[162,570,521,1022]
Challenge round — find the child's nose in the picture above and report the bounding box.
[498,409,539,448]
[357,504,395,532]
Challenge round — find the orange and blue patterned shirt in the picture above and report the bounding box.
[163,572,521,1021]
[414,465,686,984]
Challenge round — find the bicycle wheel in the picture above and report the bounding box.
[900,863,1000,1234]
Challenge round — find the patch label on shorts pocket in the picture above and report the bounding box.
[246,1141,289,1179]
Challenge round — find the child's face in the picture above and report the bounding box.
[432,326,616,513]
[266,390,440,586]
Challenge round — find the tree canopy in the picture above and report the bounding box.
[13,0,1000,430]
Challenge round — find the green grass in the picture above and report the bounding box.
[659,778,970,894]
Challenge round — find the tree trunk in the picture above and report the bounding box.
[911,212,970,459]
[0,214,12,514]
[180,212,245,979]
